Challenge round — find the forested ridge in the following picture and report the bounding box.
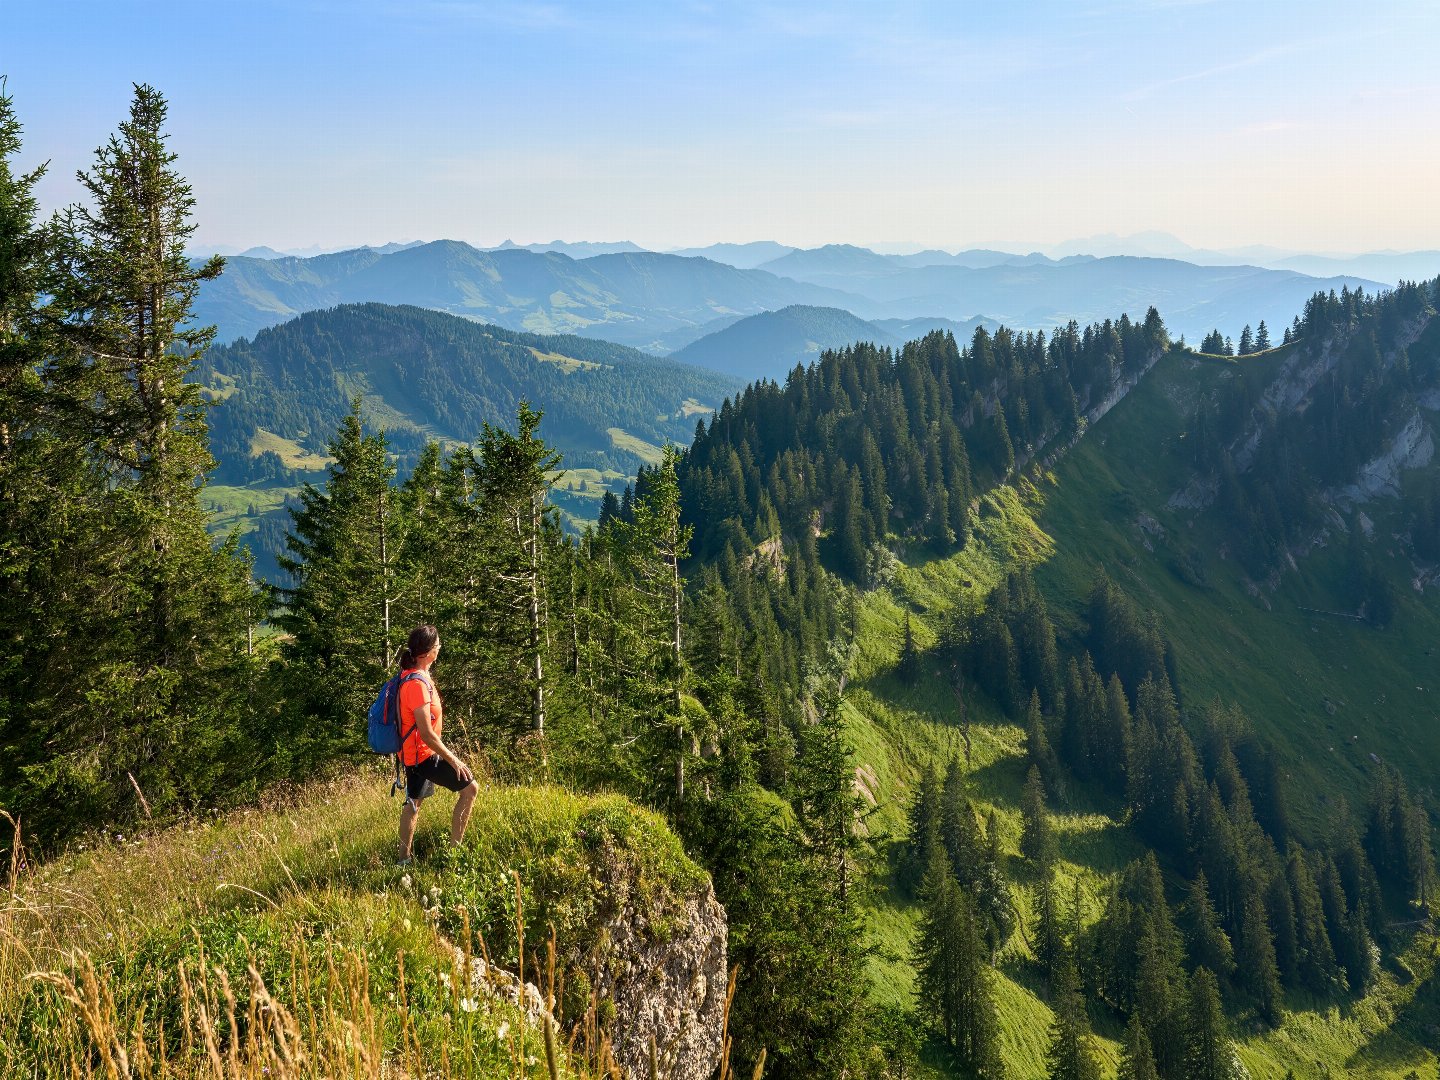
[197,304,742,486]
[4,82,1440,1079]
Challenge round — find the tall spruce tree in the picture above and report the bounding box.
[915,846,1003,1076]
[10,84,258,839]
[476,402,563,736]
[1045,945,1101,1080]
[277,405,400,764]
[1022,763,1057,867]
[1117,1014,1159,1080]
[1184,968,1235,1080]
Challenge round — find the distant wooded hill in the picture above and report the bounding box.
[669,304,995,383]
[753,244,1387,345]
[194,304,743,578]
[198,303,742,485]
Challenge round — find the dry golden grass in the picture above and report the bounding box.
[0,778,753,1079]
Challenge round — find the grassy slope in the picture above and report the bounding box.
[2,775,705,1078]
[841,350,1440,1078]
[1035,345,1440,836]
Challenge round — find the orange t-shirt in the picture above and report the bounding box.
[398,668,442,766]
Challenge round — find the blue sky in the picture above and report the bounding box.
[8,1,1439,253]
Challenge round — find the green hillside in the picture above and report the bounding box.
[193,303,743,579]
[671,280,1440,1078]
[1034,342,1440,833]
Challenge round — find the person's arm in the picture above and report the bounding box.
[412,696,473,783]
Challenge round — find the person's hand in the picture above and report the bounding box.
[452,758,474,784]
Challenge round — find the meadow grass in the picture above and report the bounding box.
[605,428,665,466]
[247,428,332,471]
[0,776,725,1079]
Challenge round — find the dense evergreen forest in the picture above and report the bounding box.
[4,84,1439,1079]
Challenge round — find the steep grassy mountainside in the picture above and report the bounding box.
[193,240,867,348]
[669,282,1440,1077]
[193,303,743,576]
[832,301,1440,1076]
[1035,327,1440,830]
[841,483,1440,1080]
[1,777,724,1079]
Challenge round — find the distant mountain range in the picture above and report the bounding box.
[193,237,1411,381]
[747,246,1385,345]
[193,240,869,348]
[669,305,994,383]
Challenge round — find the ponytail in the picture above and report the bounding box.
[399,624,439,670]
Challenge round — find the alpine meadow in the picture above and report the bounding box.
[5,6,1440,1079]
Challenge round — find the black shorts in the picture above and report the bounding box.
[405,755,469,802]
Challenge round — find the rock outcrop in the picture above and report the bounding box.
[589,875,728,1080]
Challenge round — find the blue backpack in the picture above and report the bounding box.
[367,670,424,755]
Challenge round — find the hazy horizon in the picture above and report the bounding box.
[11,1,1440,255]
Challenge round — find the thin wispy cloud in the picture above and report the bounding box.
[1121,41,1307,101]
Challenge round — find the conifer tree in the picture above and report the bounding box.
[898,610,920,684]
[11,85,259,836]
[1236,885,1282,1022]
[1026,689,1063,798]
[1183,871,1236,980]
[1117,1014,1159,1080]
[915,846,1003,1077]
[1022,763,1057,867]
[1287,849,1341,992]
[1184,968,1238,1080]
[476,402,562,735]
[903,763,944,895]
[1034,863,1064,986]
[1256,321,1271,350]
[278,405,400,760]
[1045,945,1101,1080]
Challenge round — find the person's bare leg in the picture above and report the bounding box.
[450,781,479,846]
[399,796,423,861]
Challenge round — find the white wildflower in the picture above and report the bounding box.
[439,971,452,990]
[400,873,412,890]
[496,1021,510,1040]
[460,997,479,1013]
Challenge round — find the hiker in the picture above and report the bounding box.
[396,624,479,864]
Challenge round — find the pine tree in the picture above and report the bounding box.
[898,610,921,684]
[11,85,259,838]
[1236,884,1282,1022]
[1256,321,1271,350]
[1022,764,1057,867]
[277,405,400,763]
[1287,850,1341,992]
[902,763,944,895]
[1034,863,1064,986]
[915,847,1003,1077]
[1025,689,1063,797]
[476,401,563,735]
[1117,1014,1159,1080]
[1183,871,1236,980]
[1045,945,1101,1080]
[1238,325,1254,356]
[1184,968,1236,1080]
